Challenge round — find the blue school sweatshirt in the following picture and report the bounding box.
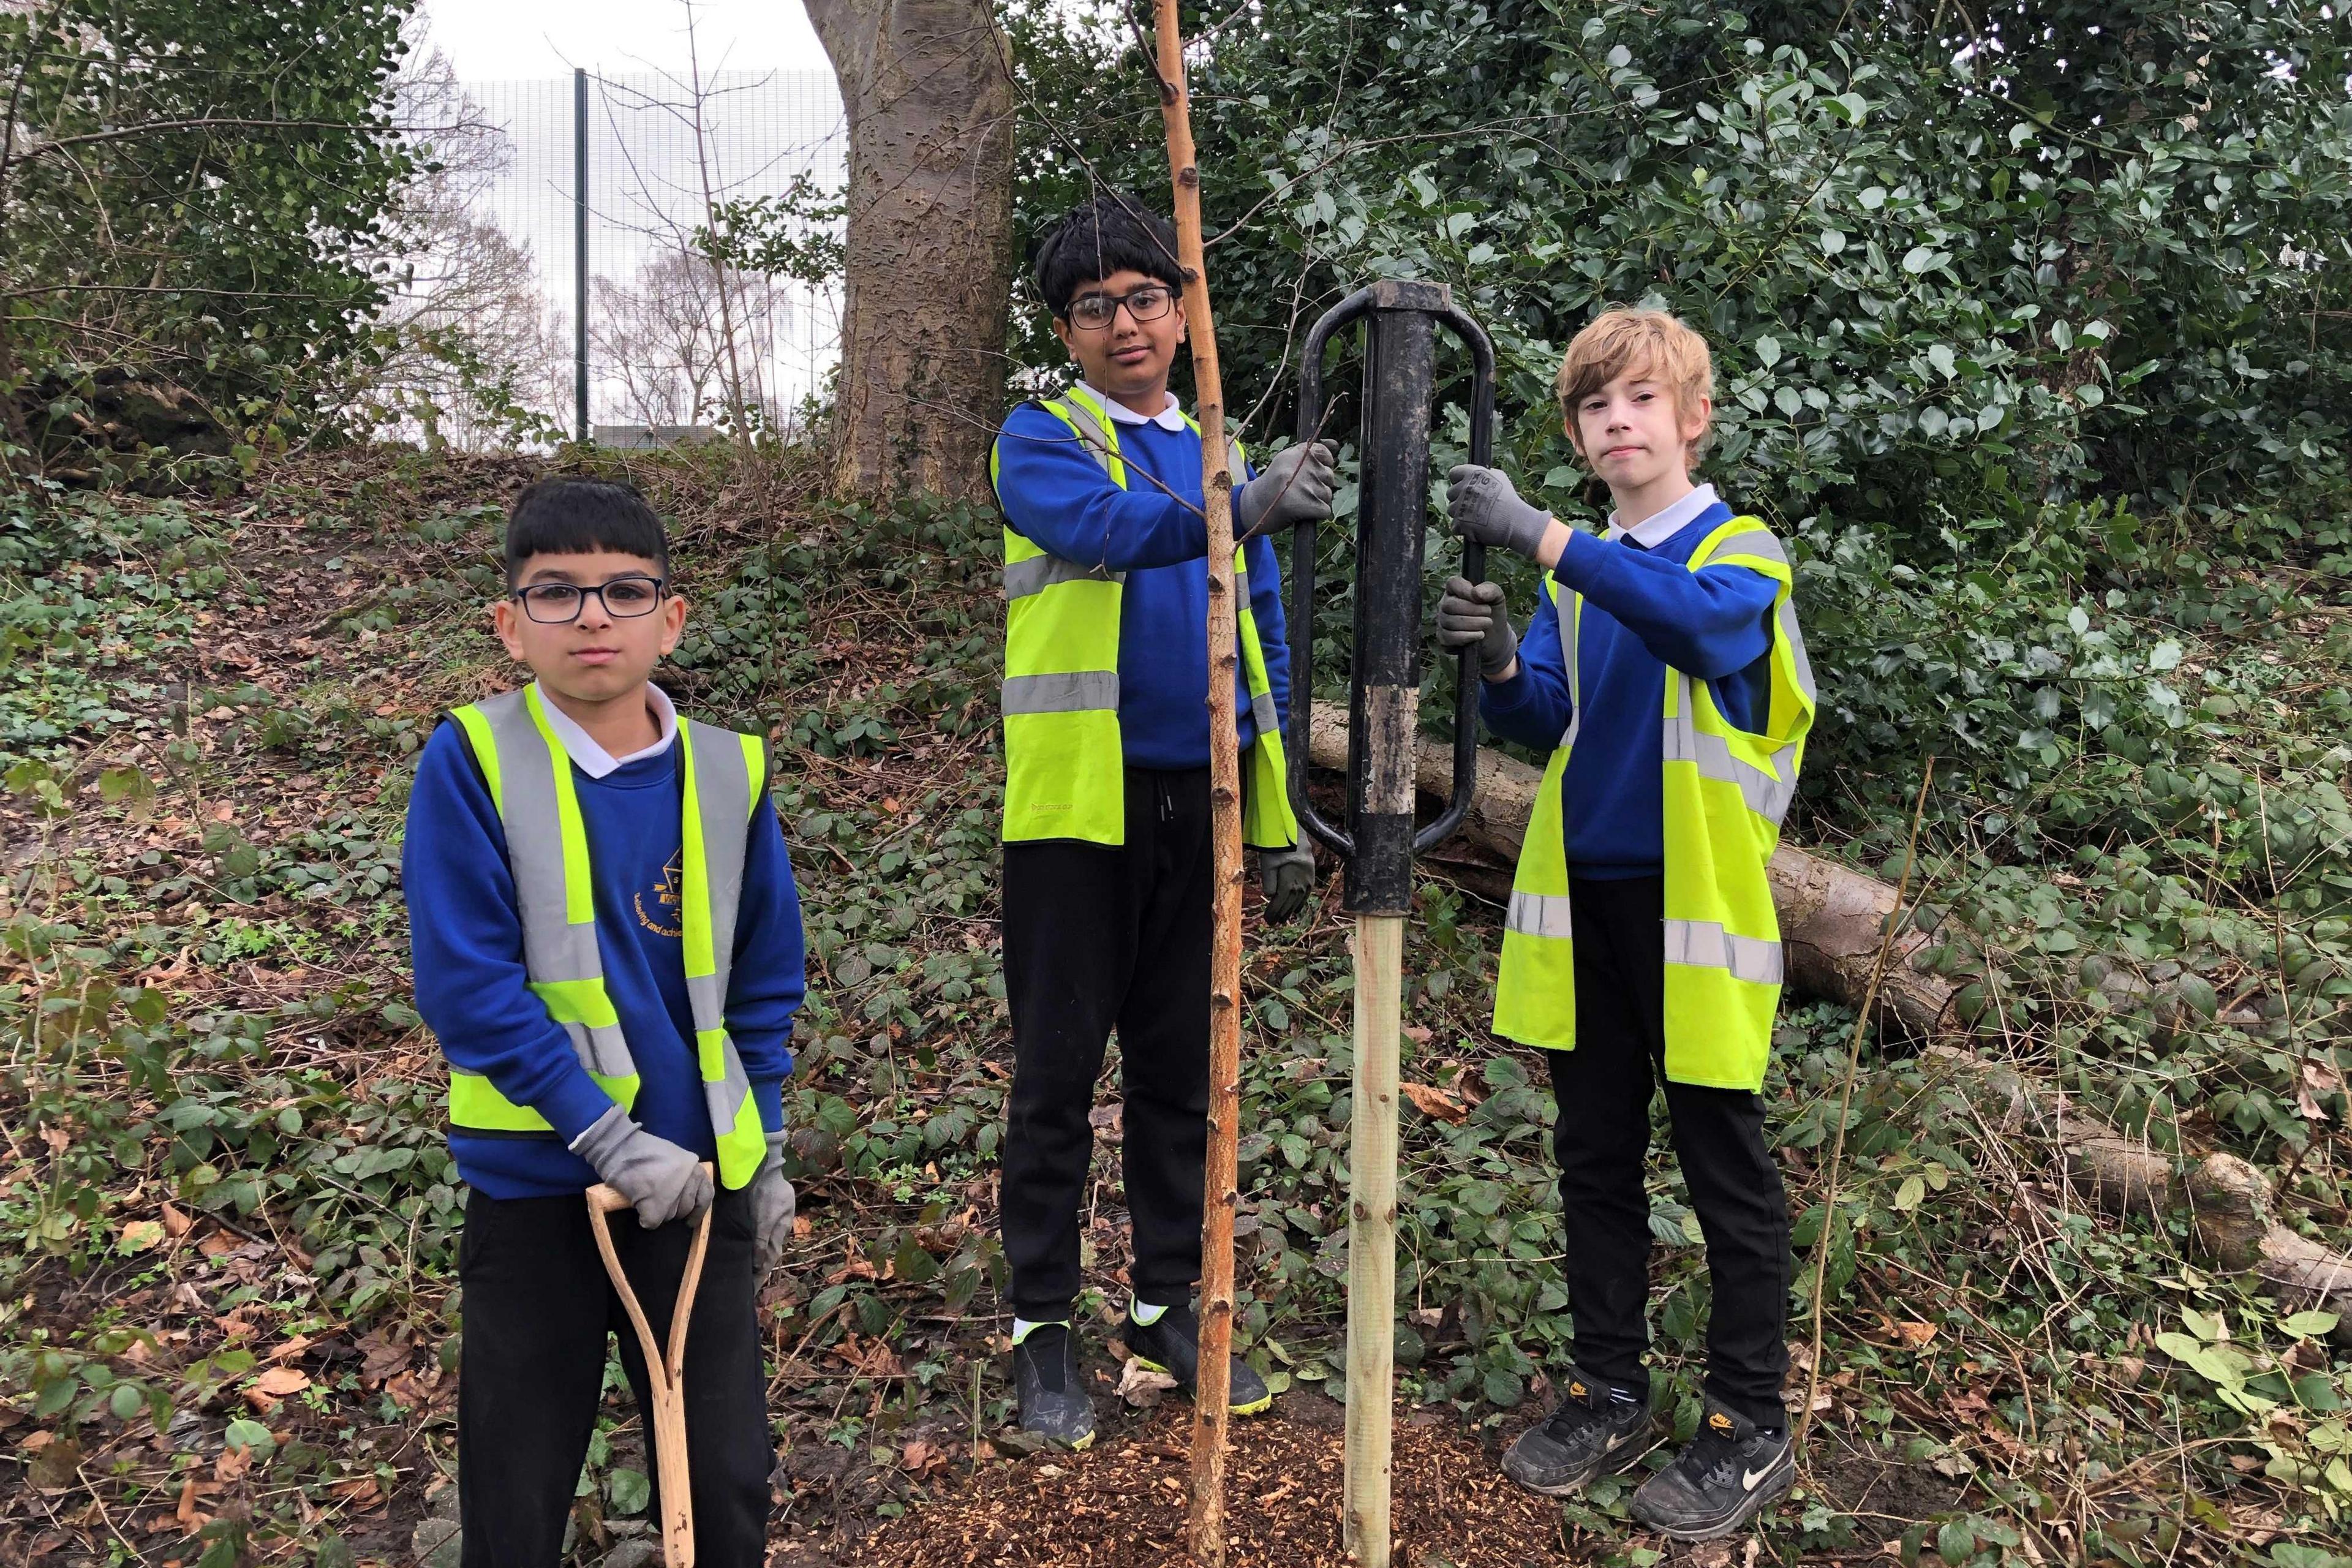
[402,694,806,1197]
[990,390,1290,770]
[1479,488,1781,879]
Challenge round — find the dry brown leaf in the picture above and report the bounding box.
[356,1329,410,1385]
[28,1433,81,1492]
[330,1474,384,1510]
[1891,1320,1937,1348]
[214,1444,251,1483]
[383,1370,435,1409]
[824,1254,880,1285]
[1400,1082,1469,1124]
[265,1335,311,1363]
[250,1366,309,1401]
[1115,1359,1180,1409]
[176,1476,216,1531]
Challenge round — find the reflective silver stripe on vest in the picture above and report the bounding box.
[1704,529,1789,569]
[1703,529,1818,706]
[1250,689,1281,739]
[470,690,634,1078]
[1004,553,1121,601]
[1664,676,1800,825]
[1663,918,1784,985]
[704,1058,753,1155]
[1558,586,1583,752]
[1780,596,1818,704]
[1054,402,1121,473]
[1055,401,1244,491]
[681,722,759,1163]
[682,719,753,1034]
[1506,889,1575,940]
[1003,669,1120,715]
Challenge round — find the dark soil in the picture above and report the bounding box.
[852,1394,1583,1568]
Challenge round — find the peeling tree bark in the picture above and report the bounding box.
[807,0,1015,504]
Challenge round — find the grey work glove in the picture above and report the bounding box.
[1260,838,1317,922]
[571,1106,713,1228]
[1235,442,1338,538]
[1436,576,1519,679]
[1446,463,1553,559]
[750,1131,797,1276]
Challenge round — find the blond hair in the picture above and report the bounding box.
[1554,307,1716,459]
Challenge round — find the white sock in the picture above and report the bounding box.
[1129,1297,1168,1327]
[1012,1316,1068,1346]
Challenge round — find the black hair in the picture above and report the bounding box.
[1030,194,1184,319]
[502,476,669,584]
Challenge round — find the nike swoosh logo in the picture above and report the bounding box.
[1743,1463,1778,1491]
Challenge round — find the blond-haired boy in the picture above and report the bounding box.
[1439,307,1817,1542]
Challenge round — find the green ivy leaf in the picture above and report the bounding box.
[608,1466,651,1515]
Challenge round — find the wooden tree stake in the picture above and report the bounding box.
[1147,5,1244,1562]
[1343,914,1403,1566]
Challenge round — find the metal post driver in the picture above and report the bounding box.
[1285,279,1496,1568]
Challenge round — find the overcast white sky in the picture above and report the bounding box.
[414,0,829,81]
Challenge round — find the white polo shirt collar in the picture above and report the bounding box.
[1606,484,1722,549]
[1077,380,1190,432]
[532,681,677,780]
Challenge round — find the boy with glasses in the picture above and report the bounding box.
[984,194,1336,1447]
[404,475,806,1565]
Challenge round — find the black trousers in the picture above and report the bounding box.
[1000,766,1213,1319]
[1547,875,1793,1429]
[458,1183,770,1567]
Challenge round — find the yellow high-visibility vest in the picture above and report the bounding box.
[1492,516,1817,1091]
[989,383,1300,850]
[444,686,770,1189]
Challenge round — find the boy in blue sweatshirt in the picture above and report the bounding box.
[985,195,1335,1448]
[404,477,805,1567]
[1439,309,1817,1542]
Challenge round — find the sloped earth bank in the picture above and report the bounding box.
[4,448,2347,1568]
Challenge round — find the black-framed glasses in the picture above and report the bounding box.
[511,575,667,624]
[1066,284,1179,331]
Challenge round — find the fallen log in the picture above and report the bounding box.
[1940,1045,2352,1341]
[1305,699,2352,1339]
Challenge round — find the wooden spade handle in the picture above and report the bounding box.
[584,1166,714,1568]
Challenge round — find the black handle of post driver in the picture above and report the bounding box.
[1412,298,1496,854]
[1285,287,1375,859]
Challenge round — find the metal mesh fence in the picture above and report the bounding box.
[388,69,844,450]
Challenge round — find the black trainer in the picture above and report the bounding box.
[1629,1397,1796,1541]
[1501,1365,1656,1495]
[1125,1303,1273,1415]
[1012,1324,1096,1450]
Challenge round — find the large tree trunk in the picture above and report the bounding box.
[806,0,1015,504]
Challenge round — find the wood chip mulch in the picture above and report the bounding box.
[856,1396,1585,1567]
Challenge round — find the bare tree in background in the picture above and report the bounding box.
[592,249,788,433]
[807,0,1016,503]
[357,35,570,448]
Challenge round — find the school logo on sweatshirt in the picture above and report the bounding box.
[635,851,684,938]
